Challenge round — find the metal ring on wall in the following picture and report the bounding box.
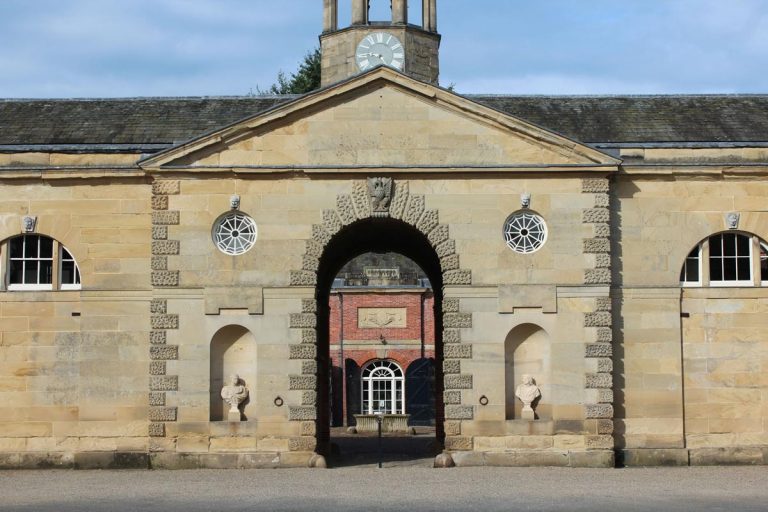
[274,396,284,407]
[479,395,489,406]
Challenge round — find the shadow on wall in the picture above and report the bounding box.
[210,325,257,421]
[504,323,550,420]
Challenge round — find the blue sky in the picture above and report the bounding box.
[1,0,767,98]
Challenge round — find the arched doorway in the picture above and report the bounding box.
[315,216,445,462]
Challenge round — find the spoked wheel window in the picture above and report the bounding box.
[504,212,548,254]
[212,212,257,256]
[361,360,405,415]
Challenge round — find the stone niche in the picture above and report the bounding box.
[209,325,257,421]
[504,324,551,420]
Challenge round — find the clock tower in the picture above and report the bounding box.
[320,0,440,87]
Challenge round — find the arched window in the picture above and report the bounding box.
[361,360,405,415]
[3,234,81,291]
[680,232,768,287]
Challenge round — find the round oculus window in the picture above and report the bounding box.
[504,212,547,254]
[213,212,257,255]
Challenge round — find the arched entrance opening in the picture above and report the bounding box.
[316,216,444,463]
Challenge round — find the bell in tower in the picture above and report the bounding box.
[320,0,441,87]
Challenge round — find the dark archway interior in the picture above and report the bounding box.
[315,217,445,456]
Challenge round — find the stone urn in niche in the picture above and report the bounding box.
[220,374,249,422]
[515,374,541,420]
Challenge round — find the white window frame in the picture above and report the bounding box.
[59,246,82,291]
[361,360,405,415]
[708,232,754,287]
[680,245,702,287]
[4,235,81,292]
[7,235,55,291]
[761,242,768,287]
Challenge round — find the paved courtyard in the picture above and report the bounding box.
[1,466,766,512]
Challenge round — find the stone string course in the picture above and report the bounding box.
[287,179,475,450]
[581,177,614,430]
[149,180,181,438]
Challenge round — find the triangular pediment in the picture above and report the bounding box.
[140,67,619,171]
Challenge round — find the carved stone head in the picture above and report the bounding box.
[228,374,240,386]
[22,215,37,233]
[521,374,533,386]
[230,195,241,210]
[521,193,531,209]
[726,212,740,230]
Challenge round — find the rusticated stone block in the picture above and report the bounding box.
[305,239,324,259]
[586,373,613,389]
[151,271,179,287]
[149,423,166,437]
[442,298,460,313]
[289,345,316,360]
[152,211,180,225]
[149,407,177,422]
[289,436,317,452]
[152,240,180,256]
[584,312,611,327]
[443,270,471,285]
[151,314,179,330]
[443,329,461,344]
[445,406,474,420]
[594,193,610,208]
[289,406,317,421]
[301,329,317,345]
[444,391,462,405]
[151,256,168,271]
[435,239,456,259]
[302,391,317,406]
[322,209,342,235]
[595,253,611,268]
[596,297,612,312]
[444,313,472,329]
[150,376,179,392]
[152,226,168,240]
[583,208,609,224]
[586,435,615,450]
[302,360,317,375]
[150,345,179,361]
[444,436,473,451]
[351,180,371,219]
[596,327,613,343]
[289,375,317,390]
[152,180,180,196]
[336,194,357,225]
[445,374,473,390]
[585,404,614,419]
[597,419,614,435]
[582,178,609,194]
[290,313,316,329]
[302,254,319,273]
[444,421,461,436]
[300,422,316,436]
[149,361,166,376]
[150,299,167,314]
[428,225,449,248]
[593,223,611,239]
[403,195,425,226]
[597,358,613,373]
[585,269,611,285]
[416,209,439,234]
[389,180,409,220]
[302,299,317,314]
[150,331,167,345]
[586,343,612,358]
[443,360,461,374]
[440,254,460,272]
[584,238,610,253]
[311,224,331,246]
[151,195,169,210]
[149,392,166,406]
[290,271,317,287]
[444,344,472,359]
[598,389,614,404]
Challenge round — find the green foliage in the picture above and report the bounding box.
[263,48,321,95]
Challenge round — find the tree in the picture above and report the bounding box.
[263,48,321,95]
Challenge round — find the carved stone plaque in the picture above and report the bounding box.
[358,308,407,328]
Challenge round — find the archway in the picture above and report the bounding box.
[316,217,444,462]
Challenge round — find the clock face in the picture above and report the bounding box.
[355,32,405,72]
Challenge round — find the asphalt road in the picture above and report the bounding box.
[1,466,766,512]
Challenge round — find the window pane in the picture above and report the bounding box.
[723,234,737,257]
[9,260,23,284]
[39,237,53,259]
[40,260,53,284]
[24,236,38,258]
[74,267,81,284]
[710,259,723,281]
[736,234,750,255]
[685,261,699,282]
[737,257,751,281]
[710,235,722,256]
[61,261,75,284]
[9,237,23,258]
[761,246,768,282]
[723,258,737,281]
[24,261,39,284]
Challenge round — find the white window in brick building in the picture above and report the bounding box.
[4,234,81,291]
[361,360,405,415]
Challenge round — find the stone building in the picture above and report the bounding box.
[1,0,768,468]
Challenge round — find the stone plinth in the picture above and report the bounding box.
[354,414,411,433]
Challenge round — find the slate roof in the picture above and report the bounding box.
[1,94,768,150]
